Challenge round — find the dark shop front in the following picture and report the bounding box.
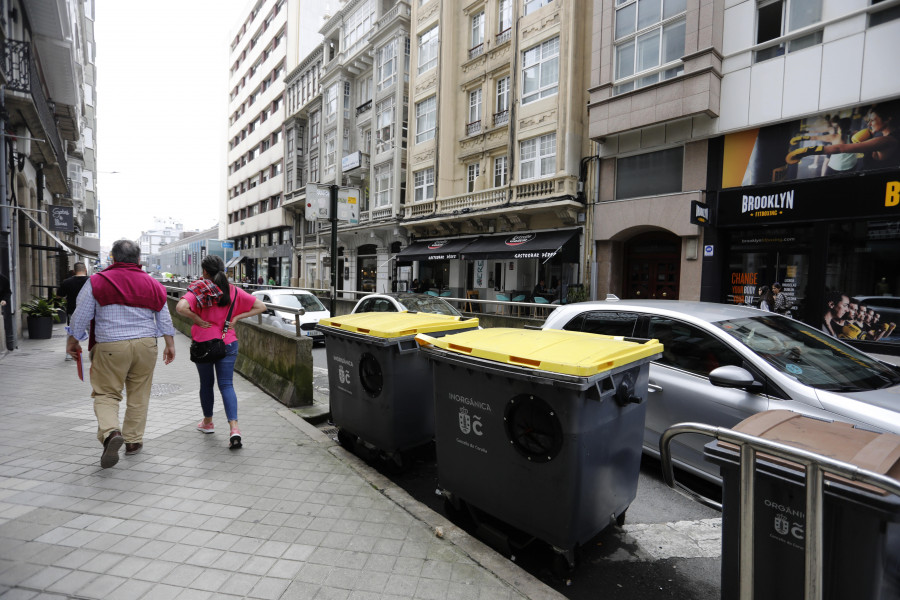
[713,171,900,354]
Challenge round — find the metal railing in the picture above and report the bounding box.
[660,423,900,600]
[493,110,509,127]
[466,120,482,136]
[468,44,484,60]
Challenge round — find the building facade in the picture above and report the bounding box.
[1,0,99,349]
[589,0,900,352]
[157,226,236,280]
[399,0,595,302]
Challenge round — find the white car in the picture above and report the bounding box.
[251,289,330,344]
[351,292,463,316]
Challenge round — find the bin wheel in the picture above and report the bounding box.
[336,429,356,450]
[616,510,627,527]
[551,552,575,579]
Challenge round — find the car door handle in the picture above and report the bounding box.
[648,383,662,393]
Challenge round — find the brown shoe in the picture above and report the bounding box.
[125,442,143,455]
[101,431,123,468]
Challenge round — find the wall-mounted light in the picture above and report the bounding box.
[685,236,699,261]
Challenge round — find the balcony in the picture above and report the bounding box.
[403,175,578,221]
[356,99,372,116]
[466,120,482,136]
[496,28,512,46]
[3,40,68,195]
[493,110,509,127]
[468,44,484,60]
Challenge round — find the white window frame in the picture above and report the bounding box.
[519,133,556,181]
[613,0,687,94]
[324,83,338,125]
[375,97,394,153]
[467,163,480,193]
[471,11,485,49]
[496,76,510,113]
[310,111,320,145]
[324,130,336,178]
[524,0,554,15]
[309,156,319,183]
[343,81,352,120]
[415,96,437,144]
[374,163,393,208]
[755,0,823,62]
[418,26,439,74]
[521,36,559,104]
[414,167,435,202]
[499,0,512,32]
[494,155,508,187]
[468,88,482,127]
[377,39,398,91]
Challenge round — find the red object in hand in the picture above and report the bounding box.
[75,349,84,381]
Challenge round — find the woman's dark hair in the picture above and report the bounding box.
[759,285,774,308]
[201,255,231,306]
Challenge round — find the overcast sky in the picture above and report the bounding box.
[93,1,245,244]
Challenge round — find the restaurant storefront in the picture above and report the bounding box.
[712,105,900,354]
[396,229,583,303]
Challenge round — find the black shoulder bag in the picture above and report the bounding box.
[189,291,236,364]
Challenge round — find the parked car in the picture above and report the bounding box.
[351,292,463,317]
[542,298,900,483]
[251,288,330,344]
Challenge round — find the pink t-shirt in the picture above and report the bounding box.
[184,286,256,344]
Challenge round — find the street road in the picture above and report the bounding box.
[311,346,724,599]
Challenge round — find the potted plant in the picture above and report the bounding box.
[49,293,67,323]
[21,297,61,339]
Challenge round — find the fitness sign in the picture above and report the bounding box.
[718,171,900,226]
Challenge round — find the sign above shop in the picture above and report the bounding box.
[718,171,900,226]
[49,205,73,232]
[690,201,710,226]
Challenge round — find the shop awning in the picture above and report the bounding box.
[20,209,99,259]
[459,229,580,261]
[224,254,245,269]
[397,237,478,262]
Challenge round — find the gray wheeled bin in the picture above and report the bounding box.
[705,410,900,600]
[415,327,662,567]
[317,312,479,457]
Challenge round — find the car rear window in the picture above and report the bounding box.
[561,311,638,337]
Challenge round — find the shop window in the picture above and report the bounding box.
[755,0,822,63]
[615,147,683,199]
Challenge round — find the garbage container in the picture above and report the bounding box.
[415,327,662,565]
[317,312,479,457]
[705,410,900,600]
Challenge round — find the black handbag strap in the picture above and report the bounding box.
[220,288,236,340]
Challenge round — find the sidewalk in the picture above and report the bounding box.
[0,323,563,600]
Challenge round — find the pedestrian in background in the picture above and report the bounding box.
[176,255,265,449]
[772,282,790,315]
[59,262,89,334]
[66,240,176,468]
[758,285,774,312]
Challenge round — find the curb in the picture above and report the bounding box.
[275,408,567,600]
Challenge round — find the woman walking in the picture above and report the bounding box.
[176,255,265,448]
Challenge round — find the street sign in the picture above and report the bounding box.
[305,184,360,225]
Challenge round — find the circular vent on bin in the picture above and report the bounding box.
[504,394,563,463]
[359,352,384,398]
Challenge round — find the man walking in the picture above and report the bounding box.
[66,240,176,468]
[59,263,90,360]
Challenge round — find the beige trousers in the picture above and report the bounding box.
[90,337,158,444]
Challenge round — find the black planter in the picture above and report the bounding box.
[27,316,54,339]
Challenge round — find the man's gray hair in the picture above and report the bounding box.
[111,240,141,264]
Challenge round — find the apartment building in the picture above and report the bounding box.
[283,0,412,294]
[157,226,236,280]
[136,217,191,271]
[225,0,291,285]
[400,0,595,302]
[1,0,99,347]
[589,0,900,353]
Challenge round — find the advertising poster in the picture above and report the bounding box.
[722,100,900,189]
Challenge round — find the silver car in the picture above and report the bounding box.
[542,299,900,483]
[351,292,463,317]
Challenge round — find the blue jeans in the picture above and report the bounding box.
[195,341,239,422]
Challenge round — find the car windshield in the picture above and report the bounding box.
[272,294,326,312]
[399,296,461,316]
[715,315,900,392]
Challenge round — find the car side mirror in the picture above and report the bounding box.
[709,365,758,390]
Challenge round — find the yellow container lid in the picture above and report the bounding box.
[318,312,479,339]
[416,328,662,377]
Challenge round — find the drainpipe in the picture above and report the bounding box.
[0,0,15,350]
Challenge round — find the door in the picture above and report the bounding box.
[624,232,681,300]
